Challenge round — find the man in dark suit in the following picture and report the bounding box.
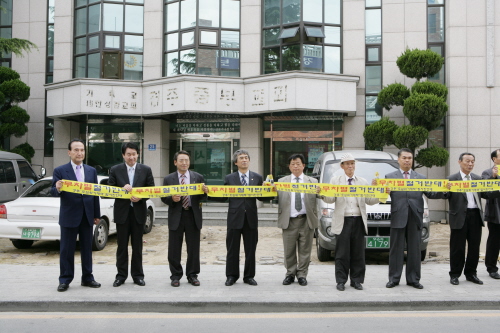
[51,139,101,292]
[161,150,208,287]
[108,142,155,287]
[222,149,265,286]
[439,152,500,285]
[384,148,439,290]
[482,149,500,279]
[278,154,318,287]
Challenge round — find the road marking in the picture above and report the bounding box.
[1,312,500,319]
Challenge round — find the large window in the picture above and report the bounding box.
[365,0,382,125]
[0,0,13,68]
[73,0,144,80]
[262,0,342,74]
[164,0,241,77]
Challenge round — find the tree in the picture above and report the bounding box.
[363,48,449,169]
[0,66,33,161]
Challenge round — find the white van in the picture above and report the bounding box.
[0,151,45,203]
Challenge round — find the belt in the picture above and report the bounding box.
[467,208,479,211]
[291,214,306,219]
[183,207,192,211]
[344,216,361,219]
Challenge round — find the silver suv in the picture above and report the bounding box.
[312,150,430,262]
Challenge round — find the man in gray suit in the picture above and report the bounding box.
[319,153,379,291]
[439,152,500,285]
[385,148,439,290]
[277,154,318,286]
[482,149,500,279]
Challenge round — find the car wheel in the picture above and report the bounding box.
[421,248,427,261]
[143,209,154,234]
[316,234,332,262]
[92,219,108,251]
[11,239,34,249]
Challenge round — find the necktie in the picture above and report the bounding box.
[180,174,189,209]
[465,174,480,207]
[241,174,247,186]
[404,171,409,179]
[128,167,134,185]
[348,178,353,185]
[76,165,83,182]
[295,177,302,211]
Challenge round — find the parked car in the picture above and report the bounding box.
[0,176,155,251]
[0,151,46,203]
[312,150,430,262]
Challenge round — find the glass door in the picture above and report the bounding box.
[181,140,233,185]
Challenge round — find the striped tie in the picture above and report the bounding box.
[180,174,189,209]
[241,174,247,186]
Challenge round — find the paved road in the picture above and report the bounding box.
[1,311,499,333]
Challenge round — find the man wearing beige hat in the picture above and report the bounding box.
[318,153,379,291]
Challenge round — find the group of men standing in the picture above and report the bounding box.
[51,139,500,292]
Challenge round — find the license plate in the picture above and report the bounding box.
[21,228,41,239]
[366,236,390,249]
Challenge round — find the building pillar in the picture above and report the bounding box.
[53,0,73,82]
[143,0,163,80]
[52,119,79,171]
[240,117,264,177]
[143,119,170,189]
[240,0,261,77]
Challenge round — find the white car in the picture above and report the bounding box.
[0,176,155,251]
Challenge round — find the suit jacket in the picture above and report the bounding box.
[277,174,318,230]
[482,167,500,224]
[50,162,100,228]
[224,171,264,230]
[108,163,155,225]
[160,170,206,230]
[385,169,439,229]
[321,175,379,235]
[437,172,500,229]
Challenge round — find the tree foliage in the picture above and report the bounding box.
[396,48,444,81]
[363,48,449,169]
[363,117,398,150]
[403,93,448,131]
[377,83,410,111]
[0,38,37,58]
[393,125,428,152]
[414,145,449,168]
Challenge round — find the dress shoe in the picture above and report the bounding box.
[243,278,258,286]
[225,277,236,286]
[171,279,180,287]
[407,282,424,289]
[489,272,500,279]
[336,283,345,291]
[187,276,200,286]
[133,279,146,286]
[350,281,363,290]
[298,277,307,286]
[386,281,398,288]
[57,283,69,292]
[81,280,101,288]
[465,275,483,285]
[450,277,459,285]
[113,279,125,287]
[282,275,294,285]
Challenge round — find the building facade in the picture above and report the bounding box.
[5,0,500,219]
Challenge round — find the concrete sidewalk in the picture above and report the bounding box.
[2,264,500,313]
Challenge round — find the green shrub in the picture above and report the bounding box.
[411,81,448,100]
[403,93,448,131]
[377,83,410,110]
[10,143,35,163]
[393,125,428,152]
[0,66,20,83]
[0,79,30,104]
[363,117,398,150]
[415,145,449,168]
[397,48,444,81]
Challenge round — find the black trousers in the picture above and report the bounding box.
[168,208,201,280]
[226,216,258,280]
[116,206,144,281]
[450,208,482,278]
[388,211,421,284]
[485,222,500,273]
[335,216,365,284]
[59,212,94,284]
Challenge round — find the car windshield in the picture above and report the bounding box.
[322,160,399,184]
[22,180,53,198]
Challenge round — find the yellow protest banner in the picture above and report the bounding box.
[318,184,389,200]
[207,185,277,197]
[448,179,500,193]
[61,180,131,198]
[131,184,204,198]
[376,179,449,192]
[274,182,318,194]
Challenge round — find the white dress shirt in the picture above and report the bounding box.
[460,170,478,209]
[344,175,361,217]
[290,173,307,217]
